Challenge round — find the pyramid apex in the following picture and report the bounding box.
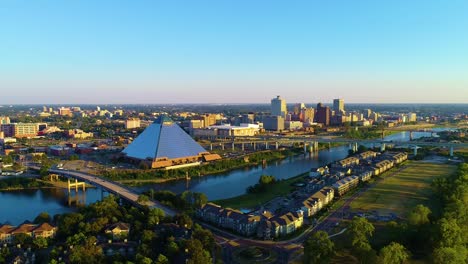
[154,115,173,124]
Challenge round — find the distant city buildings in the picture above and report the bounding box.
[193,124,260,137]
[0,123,47,138]
[271,96,287,118]
[125,118,141,129]
[0,116,10,124]
[333,98,345,114]
[316,103,331,126]
[263,115,285,132]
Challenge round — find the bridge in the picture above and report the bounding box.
[200,135,468,156]
[31,166,177,216]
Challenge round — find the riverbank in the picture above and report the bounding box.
[213,172,308,209]
[0,175,96,191]
[107,148,305,186]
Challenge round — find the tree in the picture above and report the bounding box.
[33,237,48,249]
[193,228,216,252]
[147,208,165,227]
[181,191,208,209]
[34,212,51,224]
[137,194,150,204]
[433,246,468,264]
[68,236,104,264]
[155,254,169,264]
[348,217,375,251]
[175,213,193,229]
[39,164,51,177]
[303,231,335,264]
[185,239,212,264]
[438,218,463,248]
[13,233,32,246]
[408,204,431,226]
[165,240,179,257]
[378,242,410,264]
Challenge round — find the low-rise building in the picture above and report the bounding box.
[332,175,359,196]
[105,222,130,240]
[0,222,57,244]
[125,118,141,129]
[359,151,377,160]
[332,157,360,168]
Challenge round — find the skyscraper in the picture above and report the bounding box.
[333,99,344,114]
[271,96,287,118]
[293,103,305,115]
[316,103,331,126]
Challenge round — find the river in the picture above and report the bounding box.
[0,129,452,224]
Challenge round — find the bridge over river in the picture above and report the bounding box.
[30,166,177,217]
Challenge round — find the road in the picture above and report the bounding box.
[30,166,177,216]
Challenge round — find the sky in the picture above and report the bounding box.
[1,0,467,104]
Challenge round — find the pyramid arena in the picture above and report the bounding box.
[122,116,221,169]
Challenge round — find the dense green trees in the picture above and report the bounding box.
[247,175,277,194]
[407,204,431,226]
[378,242,410,264]
[303,231,335,264]
[431,163,468,263]
[34,212,51,224]
[184,239,212,264]
[103,149,301,181]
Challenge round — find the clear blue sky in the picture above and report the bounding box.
[1,0,467,104]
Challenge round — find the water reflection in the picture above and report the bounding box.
[0,128,454,224]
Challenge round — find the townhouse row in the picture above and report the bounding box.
[0,222,57,244]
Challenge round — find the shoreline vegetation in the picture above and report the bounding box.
[213,173,308,209]
[111,142,346,186]
[103,148,304,185]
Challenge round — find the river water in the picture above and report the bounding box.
[0,129,451,224]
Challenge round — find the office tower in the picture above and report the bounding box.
[263,116,285,132]
[271,96,287,118]
[364,109,372,119]
[333,99,344,114]
[293,103,305,115]
[316,103,331,126]
[301,108,315,123]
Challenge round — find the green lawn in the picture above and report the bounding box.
[212,174,307,209]
[349,161,456,217]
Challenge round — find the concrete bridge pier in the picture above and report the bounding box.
[409,131,414,141]
[242,143,245,151]
[354,142,358,152]
[275,142,279,150]
[450,146,454,157]
[221,143,225,150]
[303,142,307,154]
[315,141,319,152]
[210,143,213,151]
[232,142,235,151]
[380,143,386,152]
[265,142,268,150]
[67,179,86,194]
[253,142,257,150]
[413,146,418,156]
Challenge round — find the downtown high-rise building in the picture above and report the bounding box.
[271,96,287,118]
[333,99,344,114]
[316,103,331,126]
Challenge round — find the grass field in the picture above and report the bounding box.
[351,161,456,217]
[212,174,307,209]
[349,161,456,217]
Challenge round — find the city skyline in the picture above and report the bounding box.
[1,0,468,104]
